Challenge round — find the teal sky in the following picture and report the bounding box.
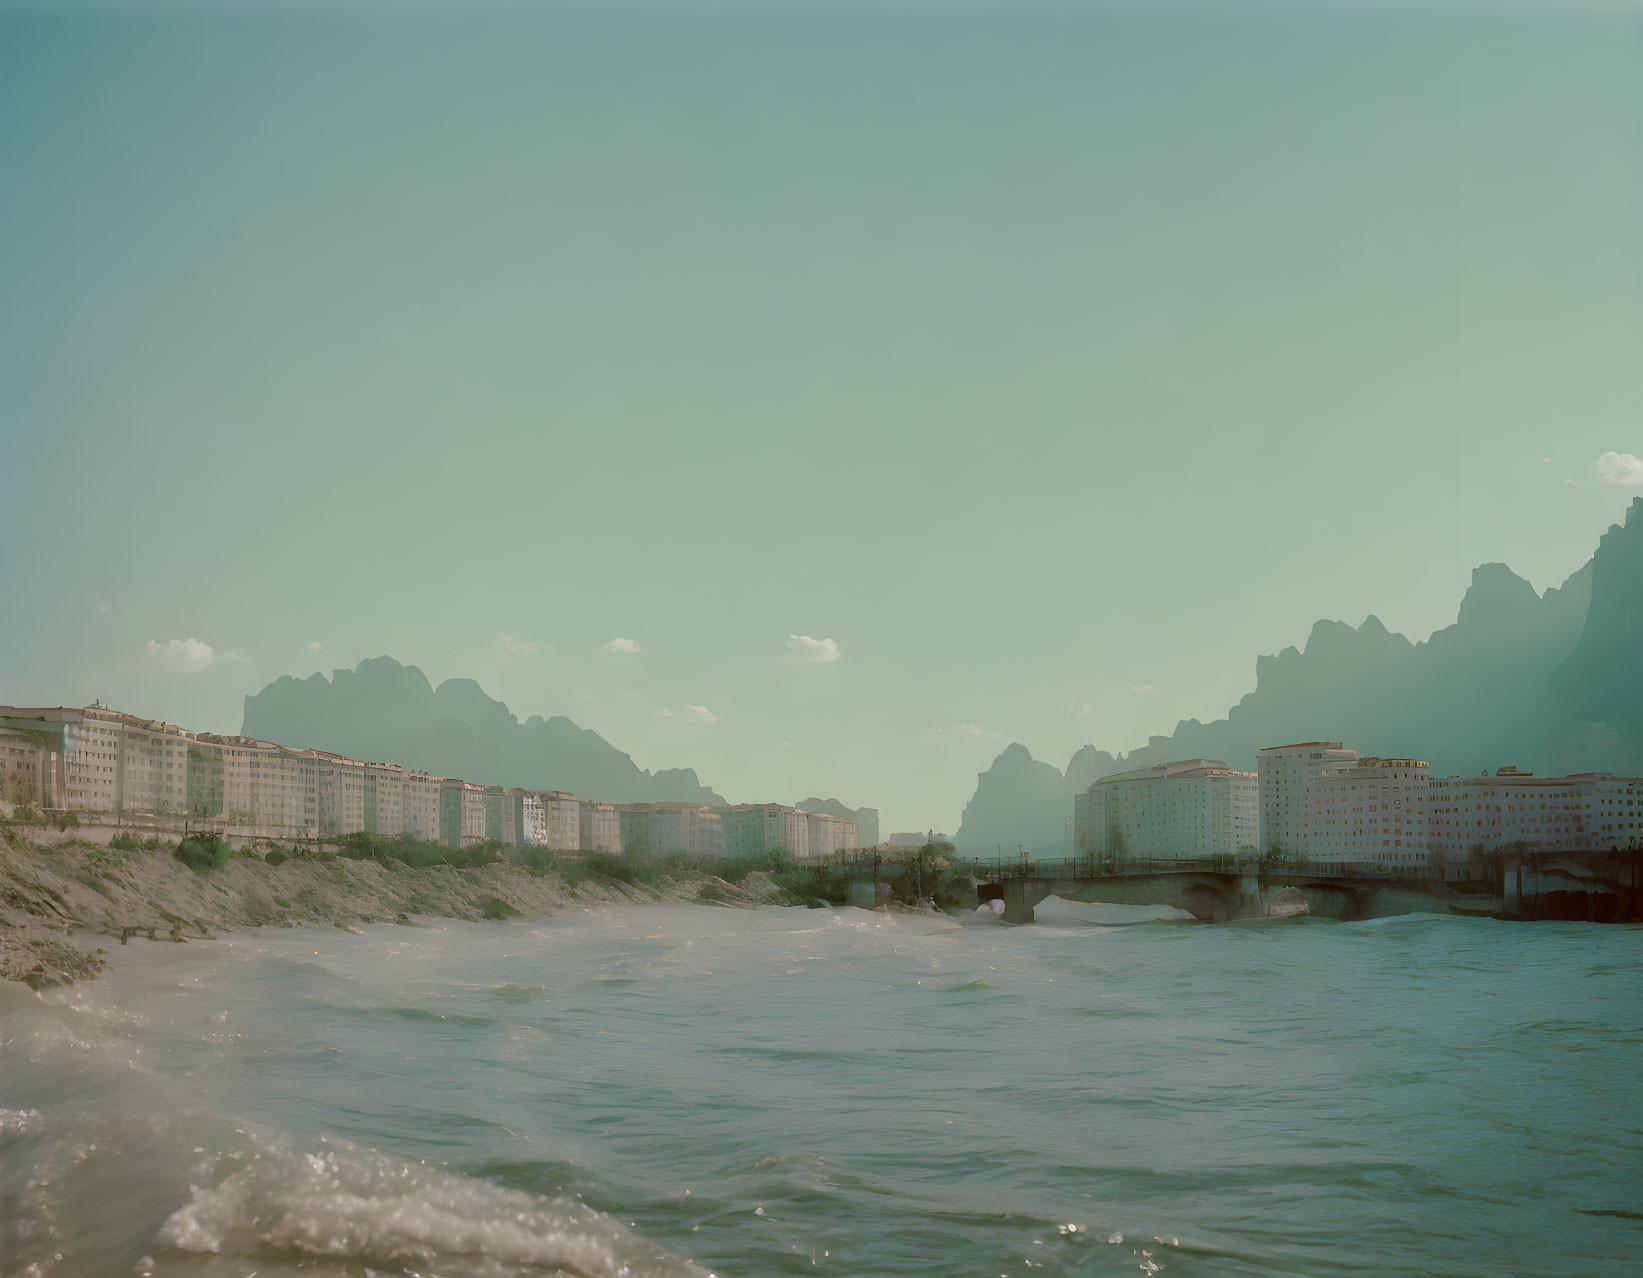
[3,2,1640,835]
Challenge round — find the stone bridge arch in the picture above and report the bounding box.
[1261,880,1367,921]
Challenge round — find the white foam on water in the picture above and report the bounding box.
[156,1128,709,1278]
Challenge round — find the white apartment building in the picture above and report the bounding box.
[201,736,316,833]
[720,804,810,859]
[1305,756,1431,867]
[630,803,727,857]
[803,810,858,861]
[459,782,487,846]
[0,703,879,866]
[0,706,204,817]
[578,799,621,852]
[1080,760,1259,860]
[364,763,407,837]
[545,791,582,851]
[0,722,51,806]
[1427,768,1642,875]
[520,792,550,847]
[1257,741,1359,855]
[314,751,367,837]
[402,770,444,842]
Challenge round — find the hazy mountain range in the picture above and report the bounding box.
[955,497,1643,855]
[242,657,726,804]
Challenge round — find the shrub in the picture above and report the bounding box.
[264,849,288,867]
[174,835,231,874]
[444,839,505,869]
[584,850,656,886]
[509,846,558,876]
[479,895,521,920]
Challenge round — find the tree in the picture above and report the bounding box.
[911,840,954,901]
[1107,824,1129,863]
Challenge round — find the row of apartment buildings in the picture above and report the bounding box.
[0,704,859,861]
[1070,740,1641,872]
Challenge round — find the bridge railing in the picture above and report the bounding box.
[977,856,1441,883]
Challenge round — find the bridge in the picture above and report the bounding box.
[962,851,1643,924]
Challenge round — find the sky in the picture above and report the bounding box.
[2,1,1641,835]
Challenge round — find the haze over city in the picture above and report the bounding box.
[4,3,1640,835]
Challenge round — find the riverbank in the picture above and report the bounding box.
[0,834,790,988]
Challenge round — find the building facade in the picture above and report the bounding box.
[578,799,621,853]
[1257,741,1359,855]
[803,810,858,861]
[1304,756,1432,867]
[1426,768,1642,875]
[719,804,810,858]
[1080,759,1259,860]
[545,791,581,851]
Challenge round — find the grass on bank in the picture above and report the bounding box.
[6,815,860,906]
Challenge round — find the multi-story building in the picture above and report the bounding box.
[459,782,487,846]
[520,791,550,847]
[628,803,727,857]
[314,751,367,837]
[0,703,889,869]
[1257,741,1359,855]
[545,791,581,850]
[0,706,205,816]
[1304,756,1431,867]
[853,807,880,848]
[803,810,858,861]
[578,799,621,852]
[200,735,316,833]
[482,785,517,845]
[402,770,444,842]
[1080,759,1259,860]
[363,762,407,837]
[718,804,810,858]
[439,778,466,848]
[1426,767,1642,875]
[0,720,52,807]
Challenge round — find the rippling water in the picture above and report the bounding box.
[2,902,1639,1277]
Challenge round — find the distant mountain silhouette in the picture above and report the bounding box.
[794,797,879,845]
[956,498,1643,855]
[242,656,725,804]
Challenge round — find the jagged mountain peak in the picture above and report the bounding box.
[1455,563,1540,627]
[957,507,1637,853]
[243,657,725,805]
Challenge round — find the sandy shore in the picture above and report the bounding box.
[0,835,789,988]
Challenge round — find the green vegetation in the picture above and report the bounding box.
[264,849,289,867]
[173,835,231,874]
[479,895,521,920]
[331,831,505,870]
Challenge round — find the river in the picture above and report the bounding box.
[1,901,1638,1277]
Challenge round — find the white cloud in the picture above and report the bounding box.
[1541,457,1551,464]
[920,723,1003,744]
[781,634,840,663]
[657,704,718,726]
[1130,684,1155,695]
[307,640,323,652]
[135,637,217,674]
[602,637,641,654]
[1564,478,1576,485]
[1596,451,1643,486]
[778,739,796,750]
[1065,701,1095,717]
[96,601,112,614]
[495,632,544,659]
